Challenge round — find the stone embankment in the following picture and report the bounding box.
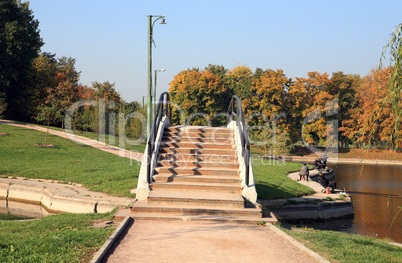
[258,168,354,222]
[0,177,133,214]
[272,155,402,166]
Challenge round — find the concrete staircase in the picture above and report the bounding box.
[130,126,273,224]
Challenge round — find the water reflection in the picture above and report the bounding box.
[332,163,402,243]
[0,200,54,220]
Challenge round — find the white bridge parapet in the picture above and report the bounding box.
[227,120,257,204]
[136,116,170,200]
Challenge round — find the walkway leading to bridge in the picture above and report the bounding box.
[103,220,328,263]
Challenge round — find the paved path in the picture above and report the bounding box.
[0,119,143,162]
[104,220,328,263]
[287,168,343,199]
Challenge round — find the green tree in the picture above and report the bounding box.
[25,53,58,119]
[204,64,227,78]
[227,66,253,100]
[92,81,121,103]
[35,104,62,146]
[326,72,360,148]
[0,0,43,120]
[0,91,7,117]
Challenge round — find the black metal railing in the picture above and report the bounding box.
[226,95,251,186]
[147,92,171,183]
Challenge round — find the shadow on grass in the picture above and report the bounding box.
[256,183,300,200]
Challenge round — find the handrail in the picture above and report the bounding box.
[226,95,251,186]
[147,92,171,184]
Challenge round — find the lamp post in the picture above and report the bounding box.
[147,15,166,138]
[153,68,166,116]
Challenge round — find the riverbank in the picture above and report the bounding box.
[258,168,354,222]
[258,155,402,166]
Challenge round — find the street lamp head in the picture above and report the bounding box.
[160,18,167,24]
[161,69,166,72]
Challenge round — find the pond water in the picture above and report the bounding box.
[0,200,54,220]
[332,163,402,243]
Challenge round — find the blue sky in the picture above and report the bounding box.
[29,0,402,103]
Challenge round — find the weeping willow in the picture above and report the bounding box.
[380,23,402,149]
[360,24,402,150]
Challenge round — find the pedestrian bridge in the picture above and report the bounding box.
[131,93,275,223]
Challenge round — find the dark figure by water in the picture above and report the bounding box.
[318,172,336,192]
[299,163,309,181]
[322,153,328,168]
[314,158,324,169]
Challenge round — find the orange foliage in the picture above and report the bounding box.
[169,69,230,126]
[243,69,291,129]
[340,67,402,147]
[287,72,334,144]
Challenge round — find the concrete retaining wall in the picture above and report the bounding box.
[0,178,133,214]
[263,200,354,222]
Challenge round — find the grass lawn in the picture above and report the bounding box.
[0,124,139,197]
[1,123,314,200]
[280,226,402,263]
[252,157,315,199]
[0,211,116,263]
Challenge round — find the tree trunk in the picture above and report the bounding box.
[44,120,50,146]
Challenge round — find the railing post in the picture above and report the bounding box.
[146,92,170,185]
[226,95,251,187]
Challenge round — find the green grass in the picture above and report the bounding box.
[0,211,116,263]
[0,124,139,197]
[252,157,315,199]
[280,226,402,263]
[29,122,146,153]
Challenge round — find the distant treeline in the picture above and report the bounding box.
[169,64,401,151]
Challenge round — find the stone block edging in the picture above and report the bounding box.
[0,178,133,214]
[90,216,133,263]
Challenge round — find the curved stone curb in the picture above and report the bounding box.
[0,178,133,214]
[90,216,133,263]
[265,223,331,263]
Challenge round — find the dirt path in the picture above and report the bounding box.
[104,220,328,263]
[0,119,143,162]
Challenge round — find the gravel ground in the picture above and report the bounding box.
[104,220,322,263]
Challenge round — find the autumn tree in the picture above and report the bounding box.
[326,72,360,147]
[239,68,293,154]
[169,68,231,126]
[340,67,401,148]
[287,72,334,146]
[0,0,43,120]
[379,23,402,149]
